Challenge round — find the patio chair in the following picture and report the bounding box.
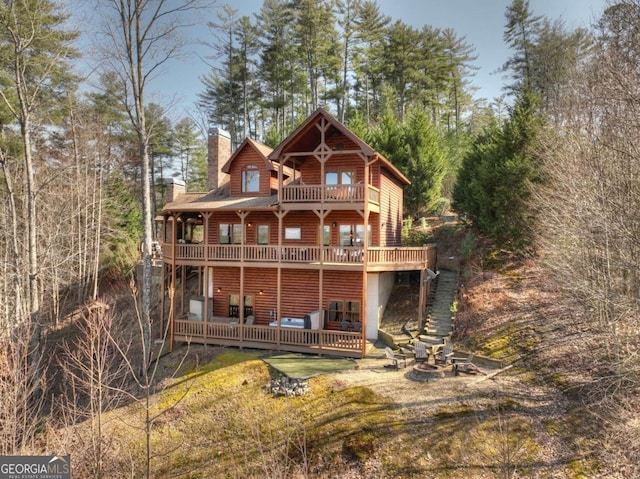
[414,341,430,363]
[452,353,476,375]
[384,347,407,369]
[433,342,454,365]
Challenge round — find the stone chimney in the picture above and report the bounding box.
[208,127,231,191]
[165,178,185,202]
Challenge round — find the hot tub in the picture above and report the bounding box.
[269,317,309,329]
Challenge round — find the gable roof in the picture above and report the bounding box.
[268,107,410,185]
[221,137,275,174]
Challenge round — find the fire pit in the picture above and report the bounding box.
[411,362,448,380]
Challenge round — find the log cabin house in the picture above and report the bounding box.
[159,108,436,358]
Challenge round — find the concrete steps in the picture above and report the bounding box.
[418,270,457,348]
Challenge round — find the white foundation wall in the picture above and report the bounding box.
[366,271,396,340]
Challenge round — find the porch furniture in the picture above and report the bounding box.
[452,353,476,375]
[245,315,255,325]
[352,321,362,333]
[228,305,253,318]
[384,347,407,369]
[340,320,351,331]
[433,342,454,365]
[414,341,430,363]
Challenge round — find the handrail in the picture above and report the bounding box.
[164,244,435,265]
[173,319,363,357]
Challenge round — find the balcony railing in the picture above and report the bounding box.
[164,244,434,267]
[174,320,364,358]
[281,184,380,204]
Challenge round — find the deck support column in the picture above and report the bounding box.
[418,268,426,331]
[169,213,179,352]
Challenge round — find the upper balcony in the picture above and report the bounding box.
[280,183,380,211]
[162,244,435,272]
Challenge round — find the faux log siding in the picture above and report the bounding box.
[370,161,381,190]
[281,211,321,245]
[326,130,360,150]
[211,267,240,318]
[322,270,362,305]
[244,212,279,245]
[322,270,363,328]
[297,150,367,184]
[324,211,379,246]
[244,268,277,325]
[379,170,404,246]
[280,269,320,318]
[227,147,271,197]
[204,211,378,247]
[207,212,242,244]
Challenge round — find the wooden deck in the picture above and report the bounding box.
[280,183,380,204]
[174,319,364,358]
[163,244,435,271]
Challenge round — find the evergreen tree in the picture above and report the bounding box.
[502,0,543,95]
[234,15,260,139]
[200,5,242,146]
[402,107,447,216]
[380,20,421,120]
[336,0,362,121]
[367,106,446,217]
[353,0,390,122]
[452,91,543,253]
[292,0,341,112]
[255,0,299,140]
[173,117,207,191]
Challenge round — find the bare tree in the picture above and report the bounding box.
[533,2,640,473]
[93,0,214,378]
[58,303,131,479]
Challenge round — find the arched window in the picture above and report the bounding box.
[241,164,260,193]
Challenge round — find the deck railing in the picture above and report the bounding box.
[281,184,379,204]
[164,244,434,267]
[174,319,363,357]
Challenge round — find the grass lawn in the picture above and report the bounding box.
[261,353,357,379]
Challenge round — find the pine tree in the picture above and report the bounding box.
[453,91,543,253]
[353,0,390,122]
[502,0,543,95]
[173,117,207,191]
[255,0,298,140]
[292,0,341,112]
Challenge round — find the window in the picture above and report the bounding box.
[322,224,330,246]
[339,225,353,246]
[325,171,338,185]
[242,165,260,192]
[338,224,372,246]
[341,171,354,185]
[219,223,243,244]
[219,224,231,244]
[257,225,269,245]
[284,227,301,240]
[325,170,354,185]
[328,299,361,323]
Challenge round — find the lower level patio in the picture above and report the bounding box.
[173,318,365,358]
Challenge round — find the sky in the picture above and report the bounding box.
[120,0,608,120]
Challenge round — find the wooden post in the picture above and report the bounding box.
[418,268,426,331]
[170,213,178,352]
